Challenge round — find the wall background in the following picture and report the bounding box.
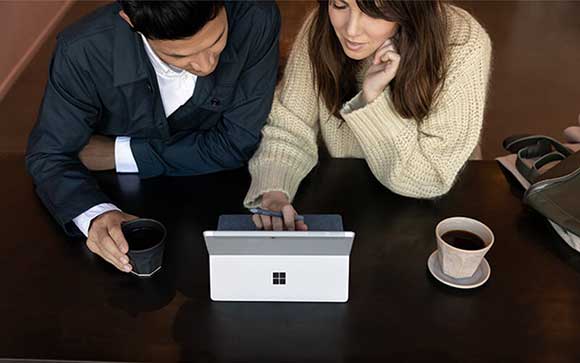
[0,0,73,101]
[0,0,579,158]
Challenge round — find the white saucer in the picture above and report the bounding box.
[427,250,490,289]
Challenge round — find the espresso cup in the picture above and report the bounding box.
[121,218,166,277]
[435,217,494,279]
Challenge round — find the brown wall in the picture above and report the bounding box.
[0,1,579,157]
[0,0,73,101]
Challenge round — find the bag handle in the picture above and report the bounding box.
[504,135,573,184]
[516,150,567,184]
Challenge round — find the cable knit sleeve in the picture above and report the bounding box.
[244,13,320,207]
[340,21,492,198]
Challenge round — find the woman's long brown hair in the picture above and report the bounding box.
[308,0,449,122]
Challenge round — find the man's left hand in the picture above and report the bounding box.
[79,135,115,171]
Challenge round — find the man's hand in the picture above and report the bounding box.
[79,135,115,171]
[86,210,138,272]
[252,191,308,231]
[362,39,401,104]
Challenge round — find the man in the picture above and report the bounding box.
[26,1,280,273]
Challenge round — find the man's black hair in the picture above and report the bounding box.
[118,1,225,40]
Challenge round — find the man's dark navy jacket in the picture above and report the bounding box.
[26,1,280,235]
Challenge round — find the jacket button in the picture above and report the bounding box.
[146,83,153,92]
[211,98,220,107]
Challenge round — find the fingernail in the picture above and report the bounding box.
[120,256,129,264]
[124,265,132,272]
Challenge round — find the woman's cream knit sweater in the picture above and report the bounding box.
[244,6,492,207]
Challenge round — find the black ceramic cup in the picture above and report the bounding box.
[121,218,166,277]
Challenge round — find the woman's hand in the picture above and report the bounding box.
[252,191,308,231]
[362,39,401,104]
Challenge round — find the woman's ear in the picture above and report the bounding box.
[392,25,401,41]
[118,10,134,28]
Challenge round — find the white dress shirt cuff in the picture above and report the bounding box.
[115,136,139,173]
[72,203,121,237]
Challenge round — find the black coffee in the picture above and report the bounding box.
[441,230,486,250]
[125,227,164,251]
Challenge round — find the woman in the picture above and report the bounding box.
[245,0,492,230]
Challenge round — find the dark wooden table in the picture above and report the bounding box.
[1,153,579,363]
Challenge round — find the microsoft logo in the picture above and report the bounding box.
[272,272,286,285]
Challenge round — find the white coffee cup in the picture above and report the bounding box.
[436,217,494,279]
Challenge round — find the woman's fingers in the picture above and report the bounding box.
[296,220,309,231]
[373,39,396,64]
[381,49,400,62]
[378,45,396,60]
[252,214,264,229]
[252,203,305,231]
[281,205,296,231]
[260,214,273,230]
[272,217,284,231]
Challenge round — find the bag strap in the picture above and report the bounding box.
[516,150,567,184]
[504,135,572,156]
[505,135,573,184]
